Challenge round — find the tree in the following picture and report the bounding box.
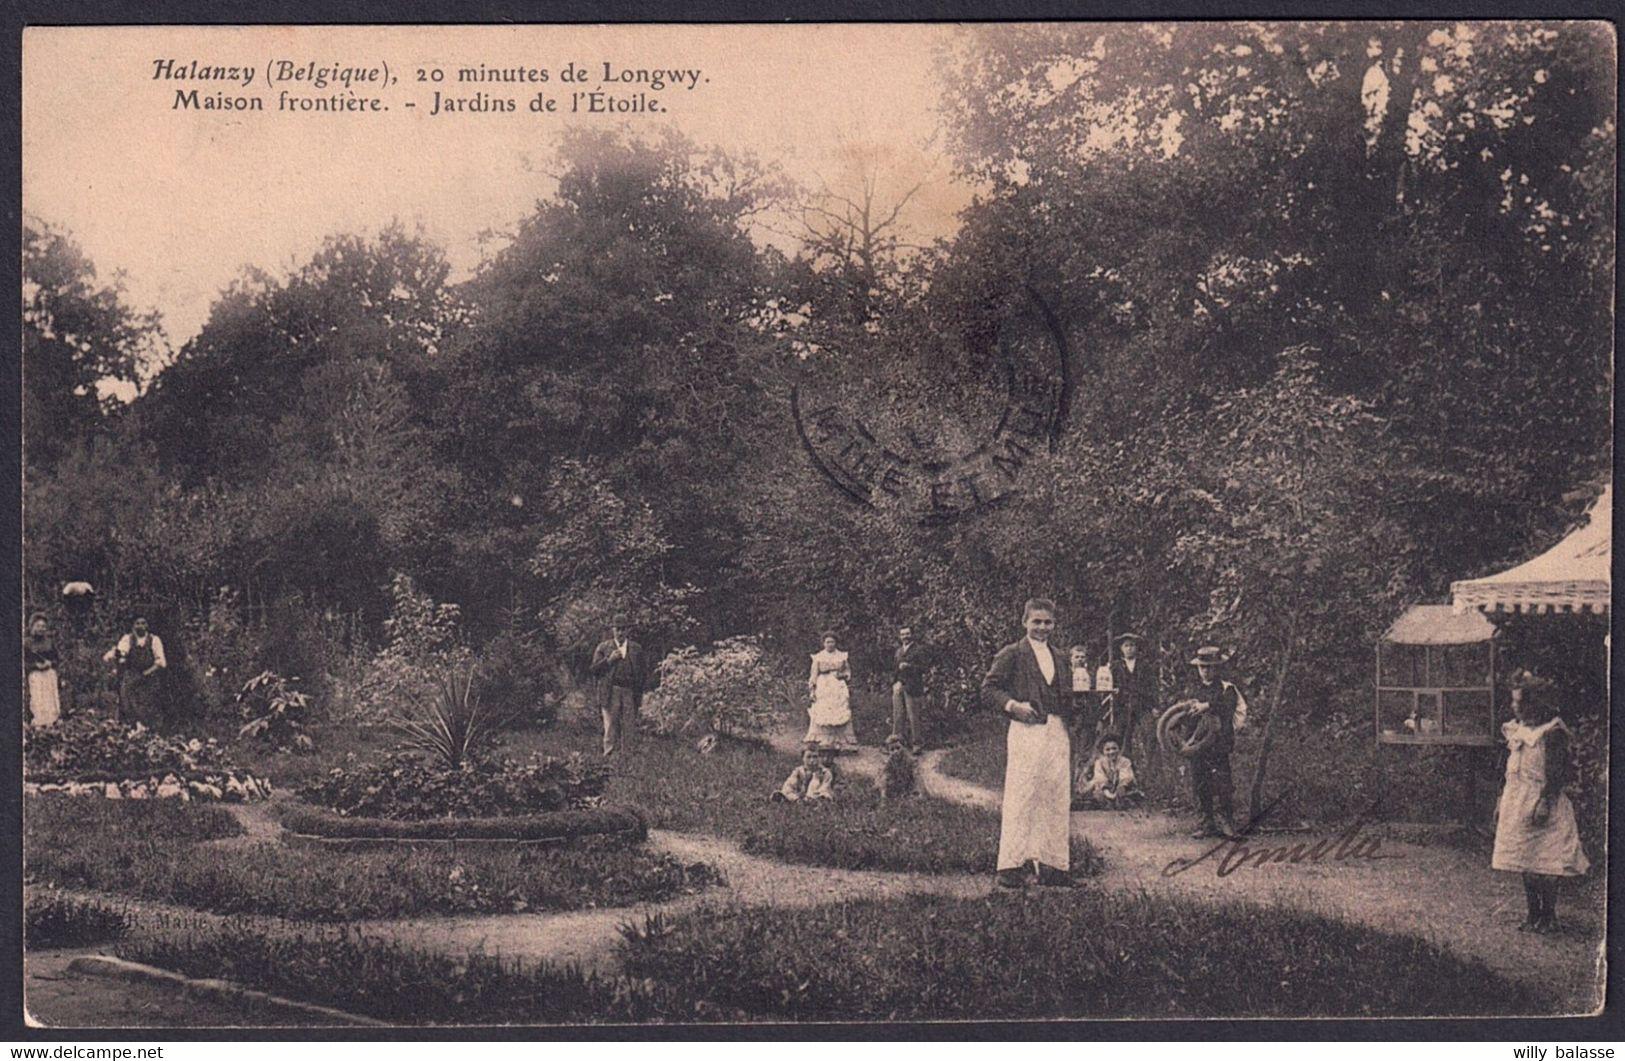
[23,219,167,467]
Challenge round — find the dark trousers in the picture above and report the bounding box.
[1191,752,1234,820]
[891,684,923,746]
[601,686,637,755]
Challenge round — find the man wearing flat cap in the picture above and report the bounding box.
[1184,645,1249,839]
[591,614,648,757]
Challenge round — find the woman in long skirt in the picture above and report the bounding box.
[1492,670,1589,933]
[25,612,61,727]
[805,632,857,749]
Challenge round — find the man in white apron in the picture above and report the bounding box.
[981,597,1078,888]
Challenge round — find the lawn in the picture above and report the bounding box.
[620,890,1558,1020]
[24,797,720,921]
[109,885,1557,1023]
[499,715,1101,876]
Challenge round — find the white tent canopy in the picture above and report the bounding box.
[1452,485,1612,614]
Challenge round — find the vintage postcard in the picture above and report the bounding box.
[19,20,1613,1031]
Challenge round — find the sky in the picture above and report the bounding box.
[23,24,975,351]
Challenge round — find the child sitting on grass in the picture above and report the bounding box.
[878,733,918,799]
[774,744,835,802]
[1075,733,1141,810]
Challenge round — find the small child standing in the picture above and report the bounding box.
[1076,734,1140,809]
[774,744,835,802]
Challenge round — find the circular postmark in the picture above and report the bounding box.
[790,286,1072,523]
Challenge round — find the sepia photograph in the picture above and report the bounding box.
[18,18,1614,1030]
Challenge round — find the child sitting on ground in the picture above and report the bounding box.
[878,733,918,799]
[1075,733,1141,810]
[774,744,835,802]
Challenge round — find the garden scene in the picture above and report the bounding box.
[21,21,1611,1026]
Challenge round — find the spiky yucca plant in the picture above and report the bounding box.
[391,666,506,770]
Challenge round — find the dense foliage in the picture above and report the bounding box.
[24,717,237,782]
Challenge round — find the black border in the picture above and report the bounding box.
[4,0,1621,1044]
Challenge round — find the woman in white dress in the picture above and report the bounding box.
[25,612,61,728]
[805,632,857,749]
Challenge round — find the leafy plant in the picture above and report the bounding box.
[390,666,507,770]
[235,669,314,752]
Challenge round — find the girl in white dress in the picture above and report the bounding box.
[1492,672,1588,933]
[805,632,857,749]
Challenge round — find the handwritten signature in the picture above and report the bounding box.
[1162,790,1405,879]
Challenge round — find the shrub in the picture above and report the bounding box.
[185,586,260,713]
[281,805,646,843]
[25,889,131,949]
[235,670,314,752]
[298,749,607,820]
[350,574,471,724]
[641,636,790,741]
[477,626,558,727]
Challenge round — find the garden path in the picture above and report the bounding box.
[916,749,1605,1011]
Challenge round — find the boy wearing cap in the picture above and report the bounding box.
[591,614,648,757]
[1109,632,1157,764]
[1185,645,1249,839]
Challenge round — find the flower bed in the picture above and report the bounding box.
[280,805,646,843]
[299,749,607,821]
[23,717,271,802]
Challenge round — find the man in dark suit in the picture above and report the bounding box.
[1108,632,1157,765]
[590,614,648,757]
[891,624,928,755]
[981,597,1079,888]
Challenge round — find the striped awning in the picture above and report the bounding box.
[1451,486,1611,614]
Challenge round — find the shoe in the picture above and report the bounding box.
[1189,819,1218,839]
[996,869,1028,889]
[1037,864,1075,888]
[1214,815,1239,839]
[1534,916,1560,935]
[1517,917,1539,932]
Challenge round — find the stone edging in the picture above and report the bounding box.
[66,955,391,1028]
